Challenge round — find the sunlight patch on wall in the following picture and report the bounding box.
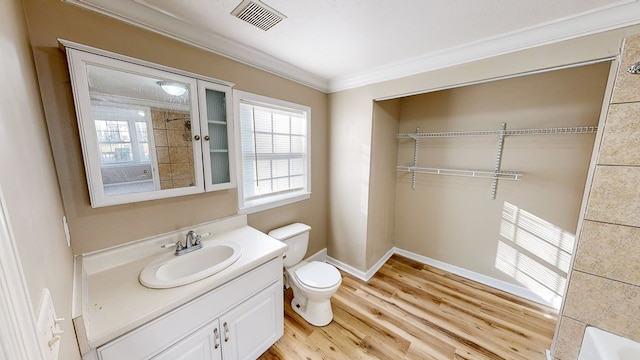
[495,202,575,309]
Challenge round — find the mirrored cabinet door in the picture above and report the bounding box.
[198,81,235,191]
[66,47,206,207]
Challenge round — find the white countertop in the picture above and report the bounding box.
[74,215,287,352]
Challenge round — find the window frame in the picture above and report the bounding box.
[233,90,311,213]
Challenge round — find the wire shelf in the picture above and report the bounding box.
[395,123,596,198]
[396,126,598,139]
[397,166,523,181]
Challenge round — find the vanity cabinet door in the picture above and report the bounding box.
[197,80,236,192]
[151,321,222,360]
[220,282,283,360]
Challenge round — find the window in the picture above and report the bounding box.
[234,91,310,213]
[92,104,152,166]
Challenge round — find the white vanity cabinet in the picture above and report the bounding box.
[152,282,282,360]
[94,257,283,360]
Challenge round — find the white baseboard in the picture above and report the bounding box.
[545,349,553,360]
[325,256,367,281]
[318,246,555,309]
[326,247,395,282]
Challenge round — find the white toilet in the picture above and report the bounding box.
[268,223,342,327]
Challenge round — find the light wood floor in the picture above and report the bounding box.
[259,254,557,360]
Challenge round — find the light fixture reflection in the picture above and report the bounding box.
[157,81,187,96]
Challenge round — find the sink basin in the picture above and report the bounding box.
[140,242,242,289]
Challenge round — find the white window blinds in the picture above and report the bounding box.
[235,91,310,212]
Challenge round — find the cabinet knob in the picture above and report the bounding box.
[204,135,210,141]
[223,322,229,342]
[194,135,201,141]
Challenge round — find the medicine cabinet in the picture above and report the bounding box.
[61,40,235,207]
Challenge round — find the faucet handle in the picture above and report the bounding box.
[161,241,184,250]
[193,232,210,246]
[161,241,176,249]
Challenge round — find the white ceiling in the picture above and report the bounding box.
[64,0,640,92]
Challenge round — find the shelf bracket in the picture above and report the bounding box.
[411,128,419,190]
[491,123,507,199]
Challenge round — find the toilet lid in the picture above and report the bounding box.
[294,261,341,289]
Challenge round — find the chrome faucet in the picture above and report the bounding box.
[160,230,208,255]
[169,230,203,256]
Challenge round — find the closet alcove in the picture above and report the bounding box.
[375,61,612,309]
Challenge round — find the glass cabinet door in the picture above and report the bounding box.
[198,81,236,191]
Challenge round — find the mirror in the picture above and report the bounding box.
[66,47,207,207]
[86,64,196,195]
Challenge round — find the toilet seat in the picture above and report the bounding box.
[293,261,341,289]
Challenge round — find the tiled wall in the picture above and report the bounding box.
[151,108,196,190]
[553,34,640,359]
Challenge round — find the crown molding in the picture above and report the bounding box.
[328,0,640,92]
[62,0,330,92]
[63,0,640,94]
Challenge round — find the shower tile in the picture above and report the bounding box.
[170,162,194,180]
[151,109,166,129]
[160,180,173,190]
[585,165,640,227]
[611,34,640,104]
[167,130,191,147]
[169,146,192,164]
[153,129,168,147]
[563,271,640,342]
[553,316,586,360]
[574,221,640,286]
[165,114,190,130]
[172,177,195,188]
[158,163,171,181]
[599,103,640,165]
[156,146,170,164]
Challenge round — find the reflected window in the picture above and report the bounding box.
[91,104,158,195]
[95,119,150,165]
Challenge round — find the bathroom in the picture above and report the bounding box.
[2,0,640,359]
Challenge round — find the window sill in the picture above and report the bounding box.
[239,192,311,214]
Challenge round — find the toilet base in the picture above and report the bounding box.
[291,297,334,327]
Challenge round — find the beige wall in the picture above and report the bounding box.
[392,63,608,299]
[328,24,640,273]
[327,88,375,270]
[22,0,329,256]
[366,100,400,269]
[0,0,79,358]
[553,34,640,360]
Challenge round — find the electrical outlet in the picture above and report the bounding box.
[36,288,63,360]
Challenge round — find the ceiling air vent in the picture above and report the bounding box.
[231,0,286,31]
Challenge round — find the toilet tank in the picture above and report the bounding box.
[268,223,311,267]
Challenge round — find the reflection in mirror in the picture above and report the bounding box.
[85,64,196,196]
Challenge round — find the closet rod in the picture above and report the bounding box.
[397,126,597,139]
